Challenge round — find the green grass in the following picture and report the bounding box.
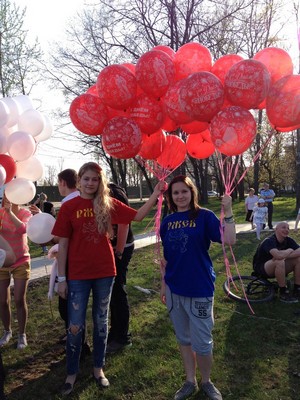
[3,222,300,399]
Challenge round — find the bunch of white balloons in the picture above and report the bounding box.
[0,94,52,205]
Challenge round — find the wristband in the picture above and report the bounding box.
[224,216,235,224]
[57,276,66,283]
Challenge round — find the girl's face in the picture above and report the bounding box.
[171,181,192,212]
[79,169,100,199]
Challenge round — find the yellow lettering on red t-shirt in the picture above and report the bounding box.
[76,208,94,218]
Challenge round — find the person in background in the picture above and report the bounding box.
[251,198,268,240]
[30,169,90,355]
[0,194,32,350]
[0,235,16,400]
[245,188,258,229]
[294,207,300,232]
[52,162,166,395]
[259,183,275,230]
[106,183,134,353]
[56,169,80,340]
[34,193,56,254]
[160,175,236,400]
[253,221,300,303]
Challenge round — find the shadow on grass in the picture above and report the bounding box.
[221,297,300,400]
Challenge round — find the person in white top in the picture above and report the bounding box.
[245,188,259,229]
[57,169,80,204]
[251,199,268,240]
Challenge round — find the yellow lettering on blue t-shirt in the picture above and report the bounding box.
[167,219,196,229]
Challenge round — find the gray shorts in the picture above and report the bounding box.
[165,285,214,355]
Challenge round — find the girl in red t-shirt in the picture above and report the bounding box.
[52,162,165,395]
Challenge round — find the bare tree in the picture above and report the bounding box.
[0,0,42,97]
[46,0,290,196]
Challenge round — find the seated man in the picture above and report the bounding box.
[0,235,16,400]
[253,222,300,303]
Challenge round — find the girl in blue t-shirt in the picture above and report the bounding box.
[160,175,236,400]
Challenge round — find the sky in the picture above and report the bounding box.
[13,0,92,176]
[11,0,300,180]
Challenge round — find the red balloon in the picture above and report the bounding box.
[156,135,186,170]
[210,106,257,156]
[270,123,299,133]
[174,42,212,81]
[266,75,300,129]
[186,130,215,159]
[163,80,193,124]
[224,59,271,109]
[69,94,109,136]
[160,112,178,132]
[135,50,175,98]
[179,72,224,122]
[122,63,136,73]
[129,93,164,135]
[107,106,128,120]
[180,120,209,135]
[211,54,244,84]
[86,84,98,96]
[102,117,142,159]
[151,45,176,60]
[139,130,167,159]
[97,64,137,110]
[0,154,16,183]
[253,47,294,84]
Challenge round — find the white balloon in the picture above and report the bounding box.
[34,115,53,143]
[1,97,19,127]
[0,101,9,128]
[0,165,6,186]
[5,178,36,204]
[0,128,8,154]
[27,212,56,244]
[7,130,36,161]
[16,156,44,181]
[13,95,34,113]
[18,109,44,137]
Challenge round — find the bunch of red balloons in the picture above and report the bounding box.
[69,43,295,163]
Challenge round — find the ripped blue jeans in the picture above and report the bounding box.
[66,277,114,375]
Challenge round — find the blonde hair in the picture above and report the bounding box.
[78,162,113,235]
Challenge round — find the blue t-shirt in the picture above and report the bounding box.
[160,208,221,297]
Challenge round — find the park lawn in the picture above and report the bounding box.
[129,195,297,235]
[3,228,300,400]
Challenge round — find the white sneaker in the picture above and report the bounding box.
[17,333,27,350]
[0,330,12,346]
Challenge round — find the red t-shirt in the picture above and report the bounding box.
[52,196,137,280]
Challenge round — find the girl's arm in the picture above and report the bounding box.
[57,237,69,300]
[134,181,167,221]
[222,195,236,246]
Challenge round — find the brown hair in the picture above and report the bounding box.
[166,175,200,218]
[78,162,113,235]
[58,169,78,189]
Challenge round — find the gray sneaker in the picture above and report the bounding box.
[202,381,222,400]
[0,330,12,347]
[174,381,198,400]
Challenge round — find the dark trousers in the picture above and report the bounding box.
[266,202,273,228]
[0,352,5,400]
[108,244,134,344]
